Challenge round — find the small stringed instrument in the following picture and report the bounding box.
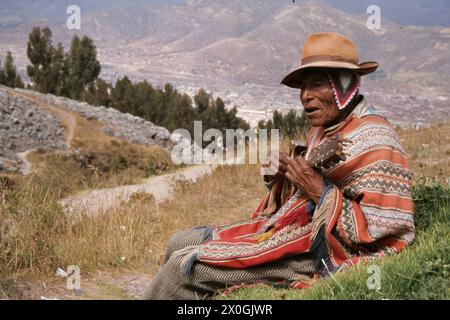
[262,133,351,215]
[284,132,350,199]
[291,133,349,169]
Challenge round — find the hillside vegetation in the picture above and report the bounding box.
[223,122,450,300]
[1,121,449,299]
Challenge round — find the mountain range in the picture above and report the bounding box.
[1,0,449,126]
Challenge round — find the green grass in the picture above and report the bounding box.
[222,184,450,300]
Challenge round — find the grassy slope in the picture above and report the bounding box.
[0,103,173,295]
[222,185,450,300]
[222,123,450,300]
[398,122,450,184]
[1,119,449,299]
[0,164,263,298]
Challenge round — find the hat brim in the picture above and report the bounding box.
[281,61,378,89]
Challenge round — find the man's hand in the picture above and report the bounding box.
[261,150,290,183]
[285,156,326,204]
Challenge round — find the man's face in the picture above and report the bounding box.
[299,70,340,128]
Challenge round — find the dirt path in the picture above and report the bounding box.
[7,89,77,148]
[6,88,222,217]
[16,149,35,176]
[4,88,78,175]
[59,163,219,217]
[15,271,152,300]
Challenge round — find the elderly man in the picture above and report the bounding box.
[143,32,415,299]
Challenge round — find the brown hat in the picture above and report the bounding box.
[281,32,378,88]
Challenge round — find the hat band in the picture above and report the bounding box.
[301,55,359,66]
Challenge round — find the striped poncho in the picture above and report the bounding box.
[183,102,415,286]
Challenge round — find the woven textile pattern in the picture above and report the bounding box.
[195,114,415,272]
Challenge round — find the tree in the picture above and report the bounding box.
[266,119,274,132]
[110,76,136,113]
[163,83,176,106]
[134,80,155,119]
[225,106,249,132]
[258,109,308,139]
[166,93,197,134]
[49,43,68,95]
[194,88,209,114]
[257,120,266,129]
[214,97,228,130]
[66,35,80,98]
[0,51,24,88]
[295,110,308,134]
[106,77,249,138]
[283,109,299,138]
[26,27,54,92]
[273,110,283,129]
[84,78,111,107]
[150,88,166,125]
[66,35,101,100]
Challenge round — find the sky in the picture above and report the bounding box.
[1,0,450,29]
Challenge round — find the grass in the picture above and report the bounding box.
[221,184,450,300]
[0,164,263,298]
[0,99,175,297]
[0,119,449,299]
[50,164,264,274]
[397,121,450,184]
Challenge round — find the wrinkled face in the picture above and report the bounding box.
[299,70,340,128]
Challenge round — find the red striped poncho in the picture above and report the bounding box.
[188,112,415,286]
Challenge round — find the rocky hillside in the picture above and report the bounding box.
[18,89,172,148]
[0,85,172,174]
[0,88,66,172]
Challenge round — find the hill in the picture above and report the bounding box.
[0,97,449,298]
[0,0,449,300]
[0,85,173,190]
[0,0,449,127]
